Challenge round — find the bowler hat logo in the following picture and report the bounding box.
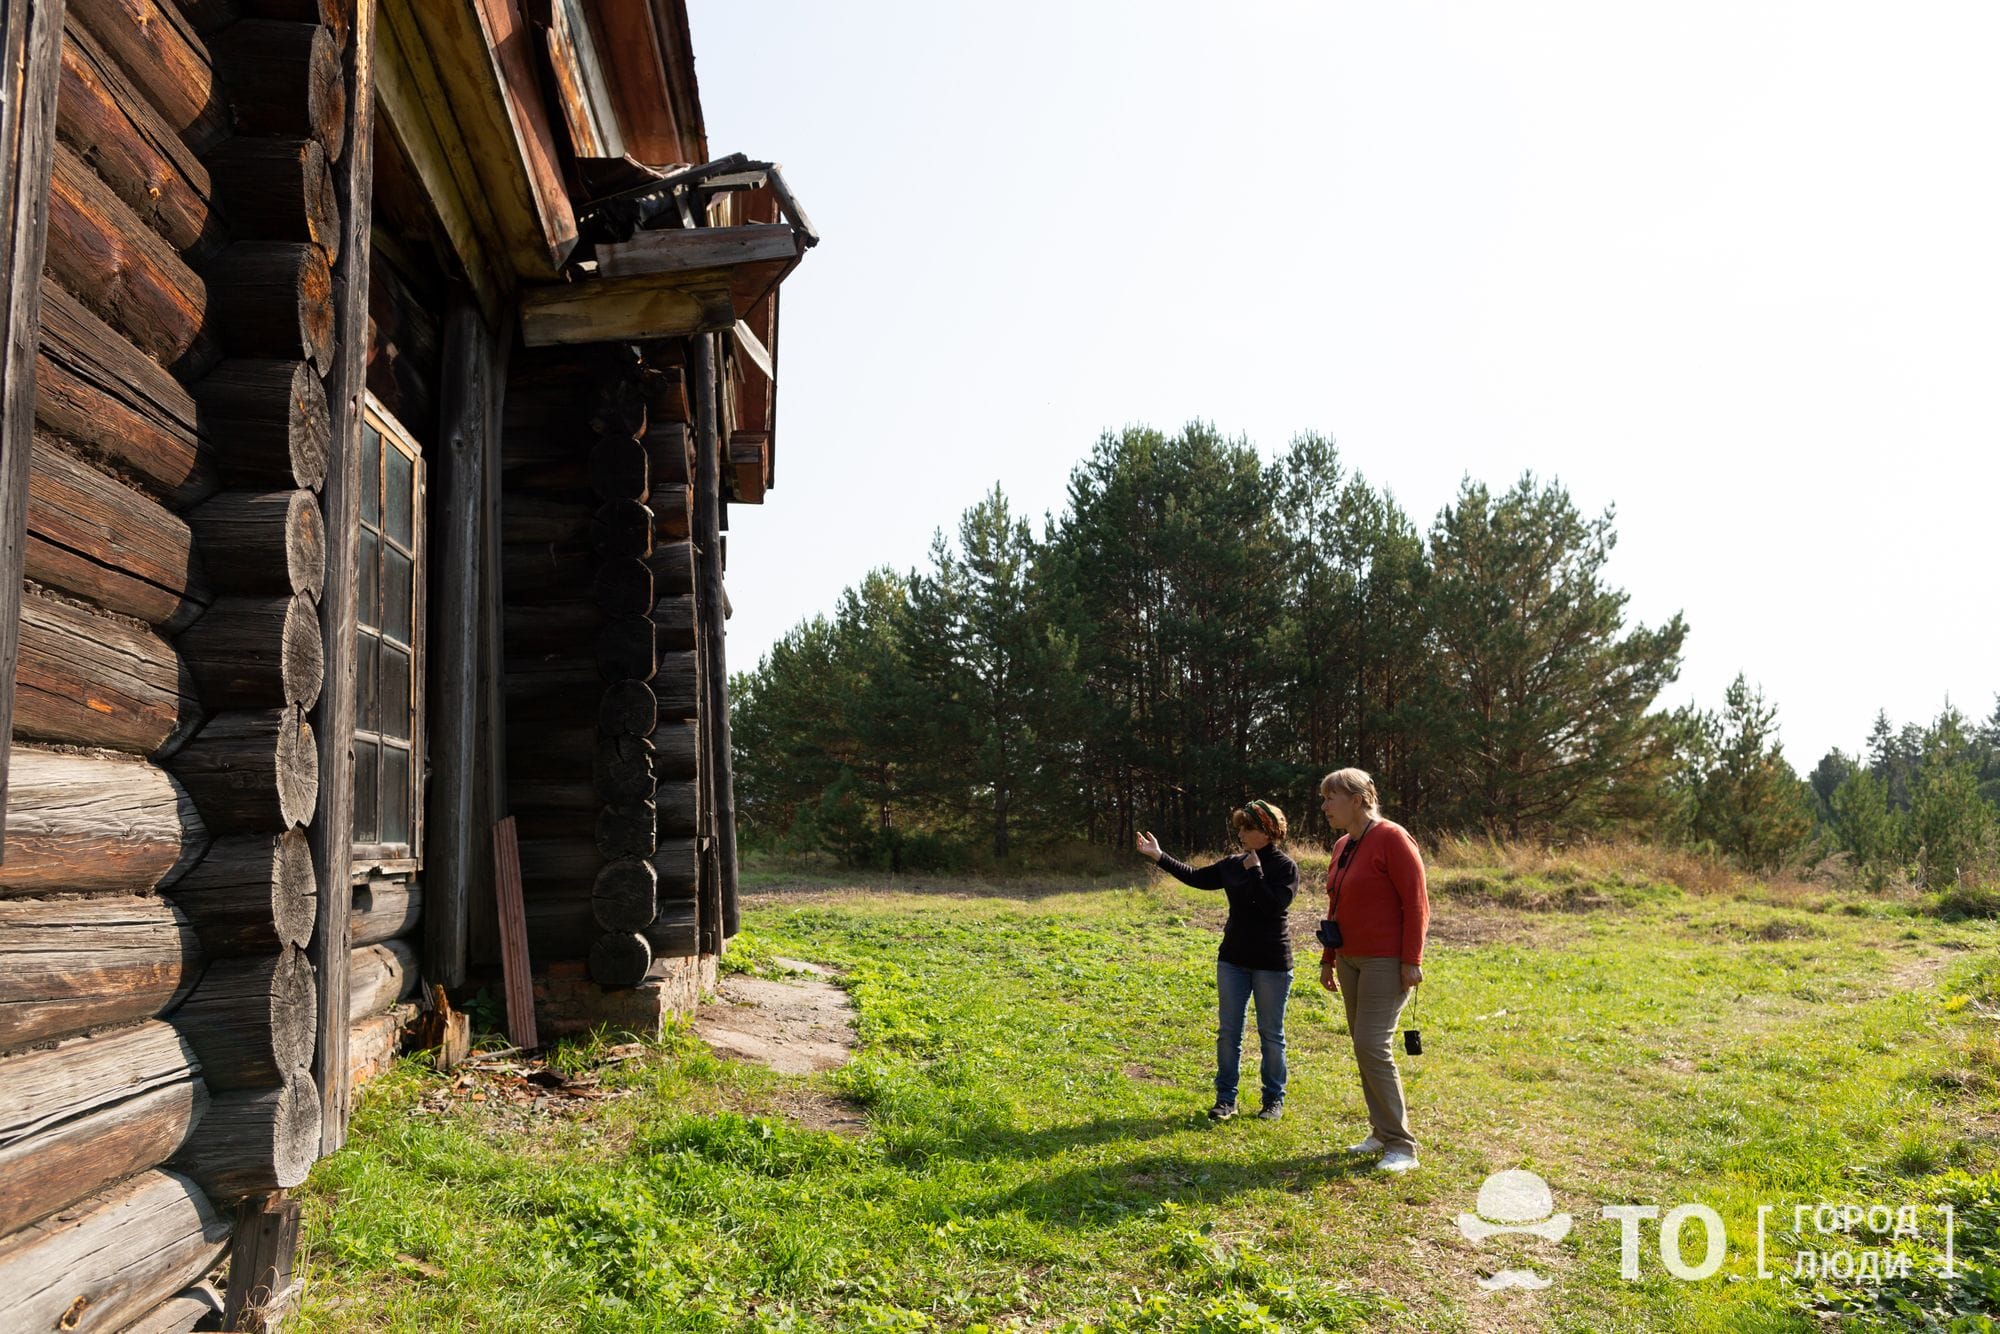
[1458,1169,1571,1291]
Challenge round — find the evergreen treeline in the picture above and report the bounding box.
[732,424,2000,888]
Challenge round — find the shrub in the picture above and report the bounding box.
[1931,884,2000,921]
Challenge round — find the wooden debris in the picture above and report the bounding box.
[409,984,470,1073]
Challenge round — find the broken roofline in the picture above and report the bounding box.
[519,157,816,347]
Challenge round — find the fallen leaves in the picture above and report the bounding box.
[406,1046,641,1122]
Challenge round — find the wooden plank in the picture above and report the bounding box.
[692,336,740,940]
[405,0,570,277]
[421,287,490,988]
[650,0,704,164]
[0,0,65,865]
[731,318,774,381]
[490,814,537,1047]
[594,223,799,280]
[579,0,677,165]
[543,0,620,160]
[221,1192,301,1334]
[469,0,575,263]
[309,0,375,1159]
[520,273,734,347]
[373,0,505,322]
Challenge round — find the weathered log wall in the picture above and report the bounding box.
[0,0,357,1321]
[502,344,708,988]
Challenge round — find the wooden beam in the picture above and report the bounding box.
[469,313,511,968]
[0,0,68,864]
[593,223,800,280]
[422,288,493,989]
[309,0,375,1158]
[222,1192,302,1332]
[519,274,734,346]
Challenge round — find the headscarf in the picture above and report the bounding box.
[1241,799,1285,840]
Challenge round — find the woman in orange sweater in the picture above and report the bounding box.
[1316,767,1429,1172]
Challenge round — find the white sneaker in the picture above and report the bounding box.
[1346,1135,1384,1154]
[1377,1149,1419,1173]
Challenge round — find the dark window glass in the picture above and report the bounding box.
[386,446,414,546]
[361,425,381,527]
[381,642,411,741]
[353,737,379,843]
[356,632,378,731]
[383,547,413,643]
[382,745,411,845]
[358,529,380,625]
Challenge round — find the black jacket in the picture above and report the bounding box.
[1155,845,1297,971]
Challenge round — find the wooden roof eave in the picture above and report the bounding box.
[518,225,806,347]
[375,5,511,324]
[394,0,578,281]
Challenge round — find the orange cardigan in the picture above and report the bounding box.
[1321,819,1430,965]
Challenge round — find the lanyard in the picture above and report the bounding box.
[1329,820,1374,916]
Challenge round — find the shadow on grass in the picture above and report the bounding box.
[973,1147,1382,1226]
[743,873,1148,905]
[936,1112,1197,1163]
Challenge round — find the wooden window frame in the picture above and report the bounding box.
[351,394,427,878]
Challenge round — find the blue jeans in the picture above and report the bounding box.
[1216,960,1291,1106]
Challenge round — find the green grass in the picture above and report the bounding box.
[294,866,2000,1332]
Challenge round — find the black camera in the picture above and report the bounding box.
[1314,918,1342,950]
[1403,1028,1423,1056]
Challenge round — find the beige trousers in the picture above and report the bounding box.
[1337,955,1416,1153]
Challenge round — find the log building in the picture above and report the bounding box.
[0,0,809,1325]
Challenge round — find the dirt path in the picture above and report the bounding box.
[692,958,868,1135]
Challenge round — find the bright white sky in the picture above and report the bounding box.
[690,1,2000,772]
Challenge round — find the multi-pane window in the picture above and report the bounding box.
[353,400,425,868]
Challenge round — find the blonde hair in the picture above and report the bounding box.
[1318,768,1380,818]
[1231,800,1288,842]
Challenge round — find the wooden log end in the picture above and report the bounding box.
[587,931,651,987]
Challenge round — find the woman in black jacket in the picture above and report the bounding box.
[1137,800,1298,1121]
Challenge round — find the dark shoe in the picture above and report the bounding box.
[1254,1102,1284,1121]
[1208,1101,1238,1121]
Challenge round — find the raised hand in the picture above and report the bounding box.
[1135,830,1162,860]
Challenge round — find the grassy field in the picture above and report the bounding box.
[294,851,2000,1332]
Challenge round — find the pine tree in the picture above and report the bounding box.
[1829,767,1900,888]
[1425,475,1687,837]
[1909,708,1995,888]
[1697,675,1814,872]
